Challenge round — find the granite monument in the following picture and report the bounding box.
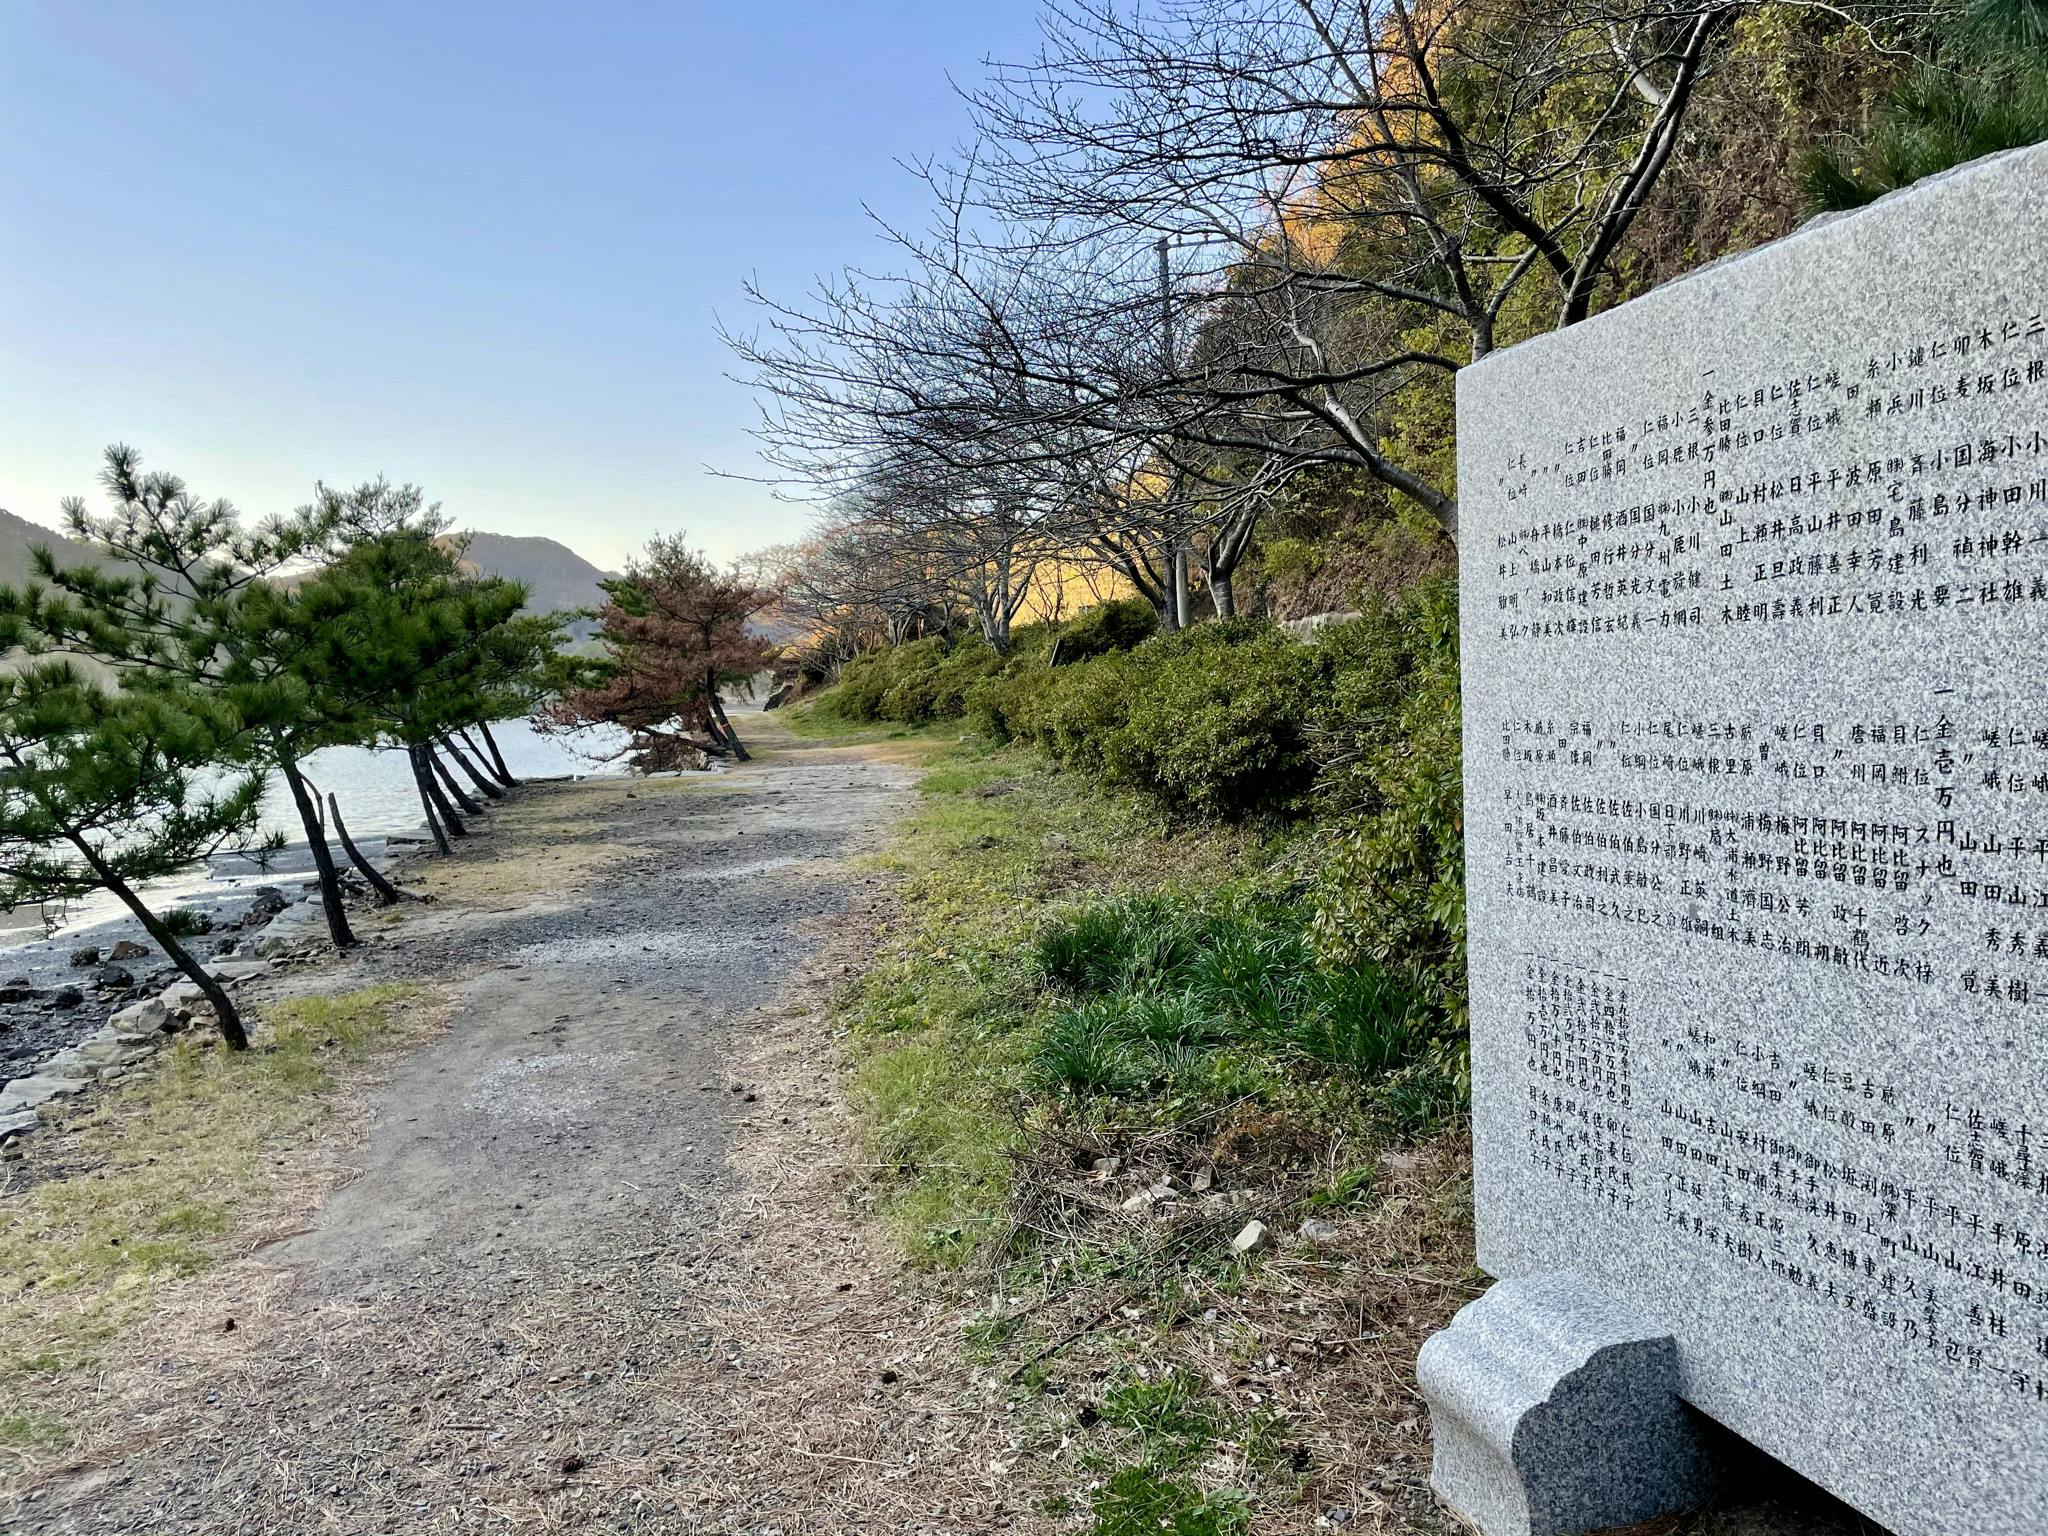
[1423,143,2048,1536]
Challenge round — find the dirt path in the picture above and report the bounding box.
[10,719,1039,1535]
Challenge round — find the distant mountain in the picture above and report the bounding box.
[0,507,109,590]
[451,531,613,637]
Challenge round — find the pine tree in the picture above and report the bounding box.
[23,446,363,949]
[0,664,267,1049]
[551,535,776,767]
[296,518,563,852]
[1807,0,2048,209]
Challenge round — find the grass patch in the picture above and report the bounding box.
[0,982,436,1423]
[836,738,1240,1267]
[1082,1370,1251,1536]
[792,710,1474,1525]
[779,697,964,746]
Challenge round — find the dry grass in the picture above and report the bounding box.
[972,1121,1478,1534]
[0,982,440,1463]
[411,776,717,904]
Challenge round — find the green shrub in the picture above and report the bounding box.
[1053,597,1158,663]
[1106,626,1324,819]
[1306,578,1466,1034]
[827,579,1470,1052]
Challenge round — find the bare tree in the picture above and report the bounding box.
[952,0,1863,542]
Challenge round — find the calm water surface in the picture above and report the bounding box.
[3,719,631,945]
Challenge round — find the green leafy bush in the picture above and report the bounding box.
[1053,597,1158,663]
[1305,579,1466,1034]
[1106,627,1323,819]
[821,581,1470,1037]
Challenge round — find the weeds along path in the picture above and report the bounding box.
[9,714,1040,1535]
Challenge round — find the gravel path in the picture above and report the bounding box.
[9,721,1037,1535]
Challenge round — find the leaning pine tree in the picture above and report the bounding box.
[27,447,362,950]
[550,534,775,768]
[298,517,560,855]
[0,665,268,1048]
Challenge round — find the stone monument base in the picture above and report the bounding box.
[1416,1272,1723,1536]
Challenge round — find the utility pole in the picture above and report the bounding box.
[1158,236,1190,631]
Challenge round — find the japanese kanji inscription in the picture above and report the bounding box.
[1454,146,2048,1536]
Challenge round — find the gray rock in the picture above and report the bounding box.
[68,946,100,968]
[209,959,271,984]
[1417,1274,1719,1536]
[1230,1220,1269,1255]
[0,1074,89,1114]
[245,888,290,921]
[111,998,170,1039]
[106,939,150,962]
[49,986,83,1009]
[1281,609,1361,641]
[0,983,38,1005]
[97,964,135,990]
[71,1037,153,1077]
[1296,1217,1340,1244]
[1447,144,2048,1536]
[0,1108,37,1140]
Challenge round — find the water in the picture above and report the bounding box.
[261,719,631,844]
[0,718,632,946]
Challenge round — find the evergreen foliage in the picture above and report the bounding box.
[0,663,267,1047]
[1806,0,2048,207]
[551,534,778,767]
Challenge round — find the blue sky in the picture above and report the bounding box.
[0,1,1044,570]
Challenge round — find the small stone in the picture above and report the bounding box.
[1090,1155,1121,1177]
[111,999,169,1039]
[107,939,150,962]
[50,986,84,1009]
[1121,1188,1158,1213]
[246,888,290,920]
[69,946,101,968]
[97,964,135,990]
[1297,1217,1341,1244]
[1190,1168,1214,1193]
[0,1109,38,1140]
[1231,1220,1271,1255]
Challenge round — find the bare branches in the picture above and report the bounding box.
[729,0,1897,616]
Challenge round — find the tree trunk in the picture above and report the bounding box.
[276,744,357,950]
[67,834,245,1048]
[428,747,483,816]
[708,691,750,762]
[476,720,518,785]
[1211,565,1236,618]
[328,793,416,904]
[442,735,505,800]
[458,728,507,787]
[1172,544,1192,629]
[411,743,465,841]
